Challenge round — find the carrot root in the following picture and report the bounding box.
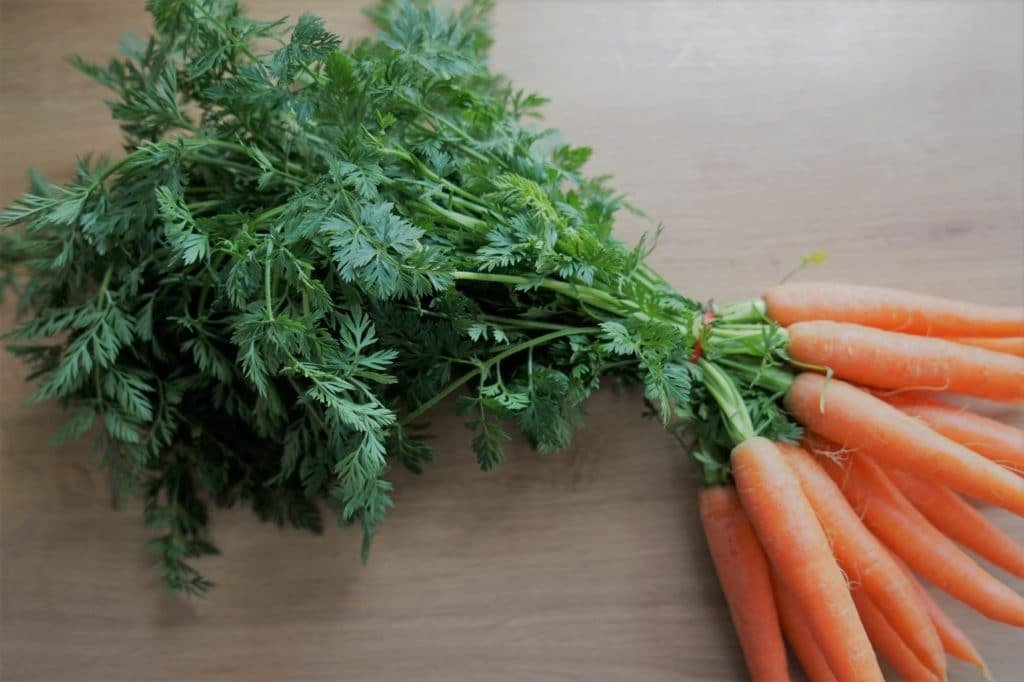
[806,440,1024,627]
[786,373,1024,515]
[887,469,1024,579]
[785,321,1024,402]
[948,336,1024,357]
[777,442,945,677]
[764,281,1024,337]
[732,437,883,682]
[850,587,941,682]
[890,554,989,674]
[699,486,790,681]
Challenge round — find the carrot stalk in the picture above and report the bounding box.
[763,281,1024,337]
[785,321,1024,401]
[808,442,1024,627]
[949,336,1024,357]
[850,587,941,682]
[882,394,1024,475]
[773,576,838,682]
[777,443,946,677]
[698,486,790,681]
[887,469,1024,579]
[786,373,1024,515]
[731,437,883,682]
[890,554,989,674]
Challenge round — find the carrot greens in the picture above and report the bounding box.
[0,0,797,593]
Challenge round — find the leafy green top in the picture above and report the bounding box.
[0,0,795,594]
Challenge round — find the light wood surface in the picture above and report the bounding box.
[2,1,1022,680]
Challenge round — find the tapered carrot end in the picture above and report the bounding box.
[978,662,993,682]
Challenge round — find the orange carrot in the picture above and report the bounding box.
[809,443,1024,627]
[731,437,883,682]
[773,577,837,682]
[887,469,1024,579]
[786,373,1024,515]
[763,281,1024,337]
[850,587,940,682]
[777,443,945,677]
[786,321,1024,401]
[948,336,1024,357]
[890,554,988,673]
[883,394,1024,475]
[698,486,790,681]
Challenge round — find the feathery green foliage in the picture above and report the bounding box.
[0,0,795,594]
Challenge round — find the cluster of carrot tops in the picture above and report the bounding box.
[698,282,1024,681]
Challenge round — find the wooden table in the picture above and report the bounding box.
[2,1,1022,680]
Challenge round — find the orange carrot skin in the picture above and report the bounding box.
[777,443,945,678]
[887,469,1024,579]
[950,336,1024,357]
[773,577,838,682]
[886,396,1024,475]
[786,373,1024,515]
[731,437,883,682]
[698,486,790,681]
[786,321,1024,401]
[764,281,1024,337]
[810,445,1024,627]
[890,554,988,670]
[850,587,940,682]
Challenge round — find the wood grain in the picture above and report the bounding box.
[1,1,1022,680]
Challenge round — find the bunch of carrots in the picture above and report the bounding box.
[697,282,1024,681]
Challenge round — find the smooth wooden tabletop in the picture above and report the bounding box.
[2,1,1022,680]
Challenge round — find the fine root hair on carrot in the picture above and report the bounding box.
[788,373,1024,516]
[732,437,883,682]
[820,451,1024,627]
[778,442,947,678]
[800,432,856,466]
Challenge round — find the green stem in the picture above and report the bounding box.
[200,139,308,177]
[396,306,586,333]
[201,155,303,186]
[399,326,600,426]
[697,359,755,445]
[90,155,136,192]
[380,146,484,206]
[447,193,498,219]
[715,357,795,395]
[716,298,768,324]
[187,199,221,214]
[254,203,290,224]
[451,271,628,316]
[263,239,274,320]
[694,432,728,486]
[481,315,578,332]
[94,265,114,310]
[408,118,493,166]
[416,200,487,230]
[192,1,263,65]
[197,285,211,319]
[706,324,789,358]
